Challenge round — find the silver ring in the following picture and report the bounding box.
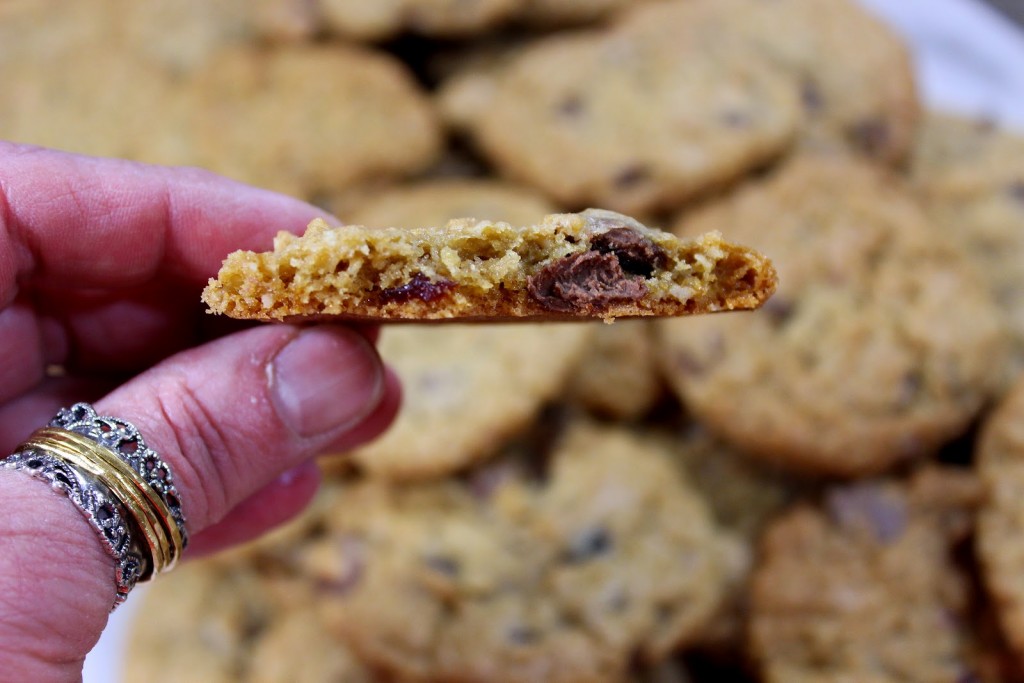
[2,448,144,608]
[2,402,189,610]
[51,403,189,553]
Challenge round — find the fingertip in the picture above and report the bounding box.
[269,326,385,438]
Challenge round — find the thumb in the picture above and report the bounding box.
[97,323,397,536]
[0,323,399,680]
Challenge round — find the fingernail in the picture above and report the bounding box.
[269,327,384,437]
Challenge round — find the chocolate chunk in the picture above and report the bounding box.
[506,624,541,646]
[1007,180,1024,204]
[800,79,824,113]
[379,273,456,304]
[826,484,907,544]
[850,119,891,157]
[527,251,646,313]
[612,164,651,189]
[556,94,585,118]
[564,526,613,563]
[761,296,794,326]
[423,554,461,577]
[720,109,752,128]
[590,228,669,276]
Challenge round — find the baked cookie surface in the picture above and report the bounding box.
[977,375,1024,667]
[660,155,1008,476]
[336,323,591,480]
[564,319,664,421]
[123,561,377,683]
[318,0,518,39]
[912,114,1024,387]
[189,43,442,199]
[619,0,919,165]
[307,423,734,682]
[203,209,776,322]
[436,11,800,214]
[749,468,983,683]
[343,178,558,230]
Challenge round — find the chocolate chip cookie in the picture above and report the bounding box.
[343,178,558,230]
[306,422,736,682]
[436,8,800,214]
[619,0,920,165]
[749,468,984,683]
[203,209,777,322]
[660,155,1008,476]
[564,320,664,421]
[912,113,1024,387]
[123,561,378,682]
[189,43,442,199]
[318,0,518,40]
[337,322,592,480]
[977,375,1024,667]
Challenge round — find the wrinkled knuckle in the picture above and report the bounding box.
[150,374,236,528]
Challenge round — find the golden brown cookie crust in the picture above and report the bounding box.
[202,209,777,323]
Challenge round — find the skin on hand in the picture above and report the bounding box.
[0,142,401,681]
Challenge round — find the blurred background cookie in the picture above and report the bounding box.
[661,154,1008,476]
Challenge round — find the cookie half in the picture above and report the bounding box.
[202,209,776,322]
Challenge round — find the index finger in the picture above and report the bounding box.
[0,142,328,306]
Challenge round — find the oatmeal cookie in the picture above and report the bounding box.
[564,320,664,421]
[661,155,1008,476]
[344,179,558,230]
[619,0,920,164]
[749,468,983,683]
[123,562,377,682]
[202,209,777,322]
[305,422,735,682]
[190,43,441,199]
[911,114,1024,386]
[977,375,1024,667]
[336,322,592,479]
[435,10,800,214]
[318,0,517,40]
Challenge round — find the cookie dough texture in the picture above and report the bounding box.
[912,114,1024,387]
[749,468,983,683]
[306,423,735,682]
[619,0,919,165]
[203,209,777,322]
[661,155,1008,476]
[340,323,592,479]
[977,375,1024,666]
[437,6,801,214]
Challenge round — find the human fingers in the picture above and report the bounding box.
[0,323,398,678]
[0,142,327,305]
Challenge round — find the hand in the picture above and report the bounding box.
[0,142,401,681]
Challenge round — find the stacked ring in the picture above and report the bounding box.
[1,403,188,610]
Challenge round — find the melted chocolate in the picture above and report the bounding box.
[590,227,669,277]
[527,251,646,313]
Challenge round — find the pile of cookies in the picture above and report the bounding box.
[6,0,1024,681]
